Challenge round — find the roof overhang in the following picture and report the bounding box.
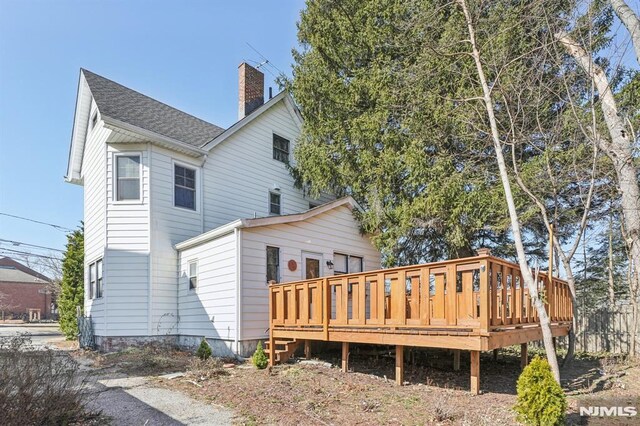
[102,116,208,157]
[175,196,361,251]
[201,91,303,152]
[65,71,91,185]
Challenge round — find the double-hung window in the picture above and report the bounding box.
[115,155,141,201]
[88,259,103,299]
[96,259,103,298]
[188,261,198,290]
[269,192,281,215]
[272,134,290,163]
[175,164,196,210]
[333,253,363,275]
[266,246,280,283]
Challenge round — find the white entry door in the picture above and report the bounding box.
[302,252,323,279]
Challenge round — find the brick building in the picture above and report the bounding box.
[0,257,52,321]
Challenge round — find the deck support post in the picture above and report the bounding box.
[396,345,404,386]
[520,343,528,370]
[341,342,349,372]
[470,350,480,395]
[268,336,275,367]
[304,340,311,360]
[492,348,498,361]
[453,349,461,371]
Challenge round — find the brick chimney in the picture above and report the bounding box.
[238,62,264,120]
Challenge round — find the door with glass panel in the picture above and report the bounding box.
[302,252,323,279]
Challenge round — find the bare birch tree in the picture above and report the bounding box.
[456,0,562,381]
[556,0,640,356]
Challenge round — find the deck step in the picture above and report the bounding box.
[264,338,301,365]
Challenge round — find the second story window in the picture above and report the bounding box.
[116,155,141,201]
[269,192,281,215]
[273,134,290,163]
[175,164,196,210]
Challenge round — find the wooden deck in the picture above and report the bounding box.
[268,251,572,394]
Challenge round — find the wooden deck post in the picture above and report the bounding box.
[341,342,349,372]
[304,340,311,360]
[520,343,528,370]
[470,350,480,395]
[453,349,461,371]
[492,348,498,361]
[396,345,404,385]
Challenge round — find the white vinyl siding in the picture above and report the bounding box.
[240,205,381,340]
[82,98,108,332]
[149,146,204,335]
[178,232,237,341]
[203,100,328,229]
[103,142,150,336]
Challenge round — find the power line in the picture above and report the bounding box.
[245,42,284,76]
[0,239,65,253]
[0,212,75,232]
[0,248,62,261]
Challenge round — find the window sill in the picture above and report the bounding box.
[112,200,144,206]
[173,204,199,214]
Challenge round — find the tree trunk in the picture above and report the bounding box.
[458,0,561,382]
[558,254,579,366]
[609,213,615,306]
[556,31,640,330]
[610,0,640,64]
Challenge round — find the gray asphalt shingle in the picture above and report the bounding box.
[82,69,224,147]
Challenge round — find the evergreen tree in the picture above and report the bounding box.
[58,226,84,339]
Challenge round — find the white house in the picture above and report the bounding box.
[65,64,381,355]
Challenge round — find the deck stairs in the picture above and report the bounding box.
[264,338,300,364]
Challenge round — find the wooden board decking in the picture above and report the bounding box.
[268,252,573,394]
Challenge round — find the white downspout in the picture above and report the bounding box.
[234,228,243,355]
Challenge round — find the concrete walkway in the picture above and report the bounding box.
[85,376,233,425]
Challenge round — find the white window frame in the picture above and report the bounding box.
[333,252,364,275]
[188,260,198,290]
[172,159,200,213]
[272,133,290,163]
[113,152,143,204]
[96,259,103,298]
[269,191,282,215]
[88,258,103,300]
[266,246,280,283]
[90,110,99,131]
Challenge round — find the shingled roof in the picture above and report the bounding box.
[82,69,224,147]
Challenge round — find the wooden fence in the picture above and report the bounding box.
[572,304,638,354]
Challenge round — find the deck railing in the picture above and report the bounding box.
[269,253,573,335]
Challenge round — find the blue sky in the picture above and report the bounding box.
[0,0,305,259]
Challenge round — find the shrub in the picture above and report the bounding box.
[0,334,98,424]
[514,356,567,426]
[196,338,212,360]
[252,341,268,369]
[58,227,84,339]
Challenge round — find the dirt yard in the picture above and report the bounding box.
[72,344,640,425]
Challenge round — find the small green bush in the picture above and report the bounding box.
[252,341,268,369]
[514,356,567,426]
[195,338,212,360]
